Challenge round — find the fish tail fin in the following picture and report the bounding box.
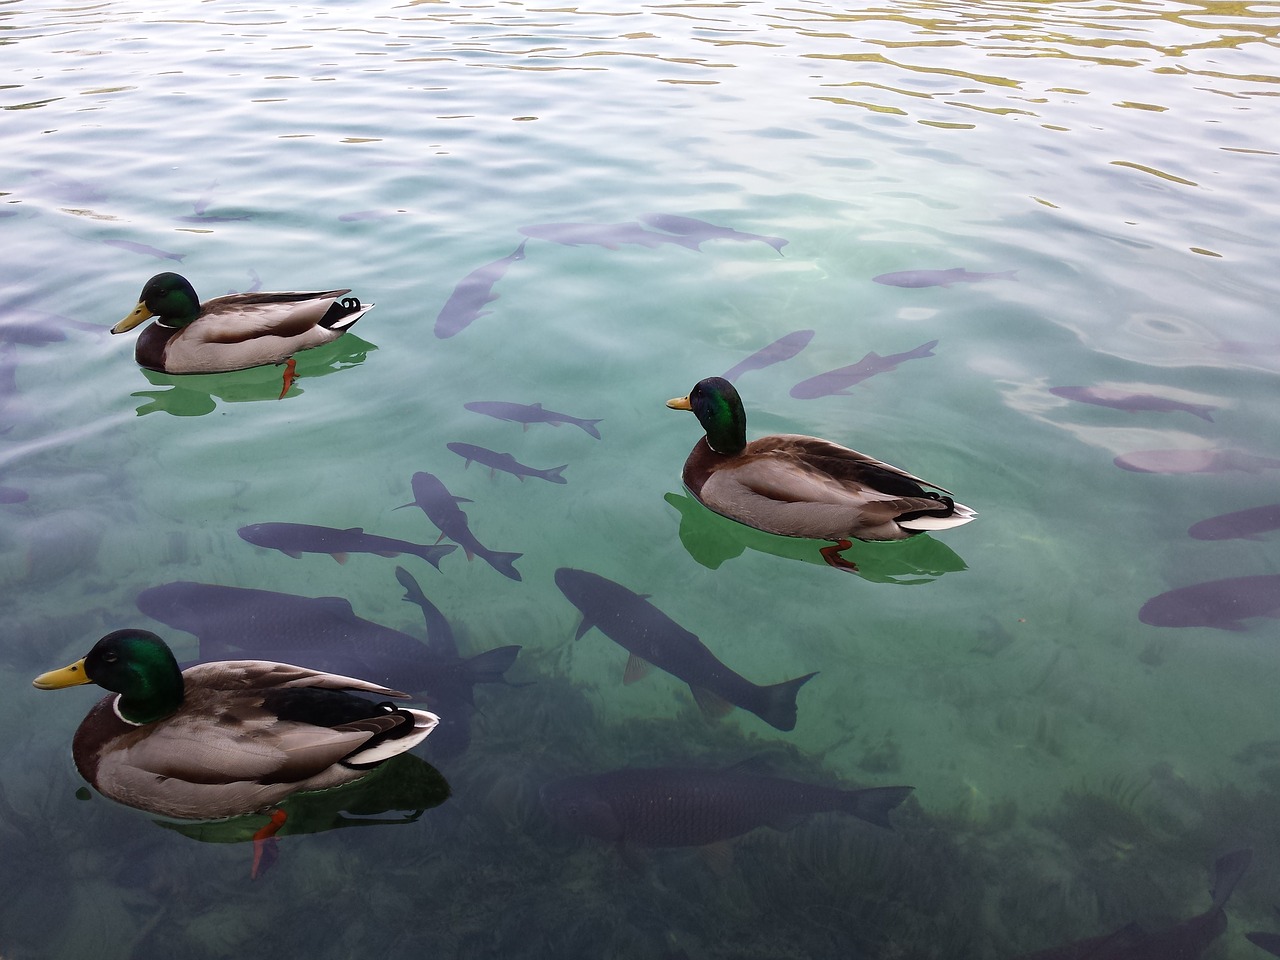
[485,550,523,581]
[396,564,429,604]
[577,418,604,439]
[542,464,569,484]
[997,270,1018,281]
[767,237,788,255]
[757,671,818,731]
[1192,404,1216,422]
[1247,933,1280,958]
[841,785,914,830]
[461,644,522,686]
[915,339,939,358]
[1209,848,1251,910]
[413,542,457,570]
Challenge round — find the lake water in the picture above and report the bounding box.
[3,0,1280,956]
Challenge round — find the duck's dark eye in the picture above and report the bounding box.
[102,652,118,664]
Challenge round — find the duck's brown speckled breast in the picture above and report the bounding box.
[682,437,729,498]
[71,694,141,788]
[135,322,179,372]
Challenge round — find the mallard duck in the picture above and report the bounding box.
[111,272,372,395]
[33,629,438,822]
[666,377,976,563]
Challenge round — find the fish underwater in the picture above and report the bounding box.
[1187,503,1280,541]
[0,312,69,346]
[135,581,520,706]
[540,765,912,848]
[1139,574,1280,631]
[397,471,523,581]
[103,238,185,262]
[448,441,568,484]
[518,221,700,251]
[872,266,1016,287]
[463,400,603,439]
[396,565,458,659]
[434,241,528,339]
[1049,386,1216,422]
[789,339,938,399]
[238,521,457,568]
[639,213,789,255]
[1114,448,1280,474]
[720,329,814,382]
[554,567,816,731]
[1012,848,1250,960]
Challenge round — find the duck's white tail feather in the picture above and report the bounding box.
[898,502,977,532]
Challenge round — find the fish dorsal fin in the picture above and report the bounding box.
[700,841,734,875]
[531,402,544,410]
[623,654,653,685]
[690,685,734,720]
[453,495,474,505]
[343,526,364,534]
[332,552,349,564]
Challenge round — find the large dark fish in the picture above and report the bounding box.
[1114,448,1280,474]
[789,339,938,399]
[873,267,1016,287]
[554,567,816,731]
[518,221,699,251]
[640,214,788,255]
[102,238,185,262]
[540,765,912,848]
[720,329,814,382]
[464,400,603,439]
[1188,503,1280,541]
[1139,575,1280,631]
[1049,386,1216,422]
[448,441,567,484]
[1013,849,1250,960]
[433,241,528,339]
[237,521,456,569]
[397,471,522,581]
[135,580,519,705]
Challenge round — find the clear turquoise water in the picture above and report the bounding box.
[3,0,1280,956]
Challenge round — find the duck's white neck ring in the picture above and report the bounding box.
[111,694,145,728]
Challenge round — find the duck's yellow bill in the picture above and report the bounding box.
[666,395,692,411]
[33,658,92,690]
[111,302,153,334]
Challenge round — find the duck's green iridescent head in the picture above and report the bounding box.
[33,629,185,725]
[667,376,748,455]
[112,272,201,333]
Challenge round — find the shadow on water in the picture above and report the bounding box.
[127,335,375,416]
[664,491,968,584]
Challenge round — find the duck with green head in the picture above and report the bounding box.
[666,376,976,566]
[33,630,438,822]
[111,272,373,395]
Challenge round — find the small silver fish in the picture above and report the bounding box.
[103,238,185,262]
[790,340,937,399]
[464,400,603,439]
[873,267,1016,288]
[1114,448,1280,474]
[447,441,568,484]
[434,242,527,339]
[721,330,813,382]
[1050,385,1216,422]
[641,213,788,255]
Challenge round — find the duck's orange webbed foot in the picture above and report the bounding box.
[278,357,297,399]
[820,539,859,573]
[251,808,288,879]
